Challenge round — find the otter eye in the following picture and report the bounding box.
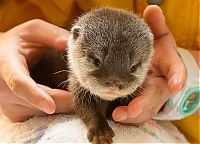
[94,58,101,67]
[130,63,140,73]
[131,65,136,73]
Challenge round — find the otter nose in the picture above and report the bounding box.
[109,86,117,90]
[105,81,124,89]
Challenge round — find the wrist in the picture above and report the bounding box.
[154,47,200,120]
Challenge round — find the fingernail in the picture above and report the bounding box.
[172,74,181,87]
[169,74,183,94]
[40,99,51,114]
[116,111,128,121]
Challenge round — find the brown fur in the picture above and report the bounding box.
[32,8,154,144]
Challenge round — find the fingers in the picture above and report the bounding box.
[15,19,70,51]
[167,61,186,95]
[143,5,167,39]
[38,84,74,113]
[0,82,74,122]
[143,5,186,95]
[113,77,170,124]
[0,55,56,114]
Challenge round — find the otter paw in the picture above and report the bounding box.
[87,124,114,144]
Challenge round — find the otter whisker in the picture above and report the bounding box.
[61,53,68,64]
[54,69,69,75]
[62,80,69,90]
[58,79,69,88]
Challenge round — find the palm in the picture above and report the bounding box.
[0,20,73,122]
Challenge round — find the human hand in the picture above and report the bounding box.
[0,19,73,122]
[112,5,187,124]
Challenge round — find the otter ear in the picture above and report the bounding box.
[71,26,82,40]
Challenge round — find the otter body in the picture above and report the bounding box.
[67,8,153,144]
[32,8,153,144]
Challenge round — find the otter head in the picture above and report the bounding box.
[68,8,154,101]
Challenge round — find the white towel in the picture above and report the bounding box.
[0,114,188,143]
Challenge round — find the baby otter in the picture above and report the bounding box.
[67,8,154,144]
[32,7,154,144]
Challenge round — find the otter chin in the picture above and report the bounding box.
[86,84,140,101]
[90,88,123,101]
[67,7,154,144]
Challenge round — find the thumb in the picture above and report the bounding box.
[16,19,70,51]
[38,84,74,113]
[143,5,186,95]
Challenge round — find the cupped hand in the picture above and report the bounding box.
[112,5,187,124]
[0,19,73,122]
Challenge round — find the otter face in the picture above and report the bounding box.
[68,8,154,101]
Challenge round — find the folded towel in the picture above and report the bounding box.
[0,114,188,143]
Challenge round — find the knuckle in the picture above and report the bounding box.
[25,19,44,30]
[8,74,20,93]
